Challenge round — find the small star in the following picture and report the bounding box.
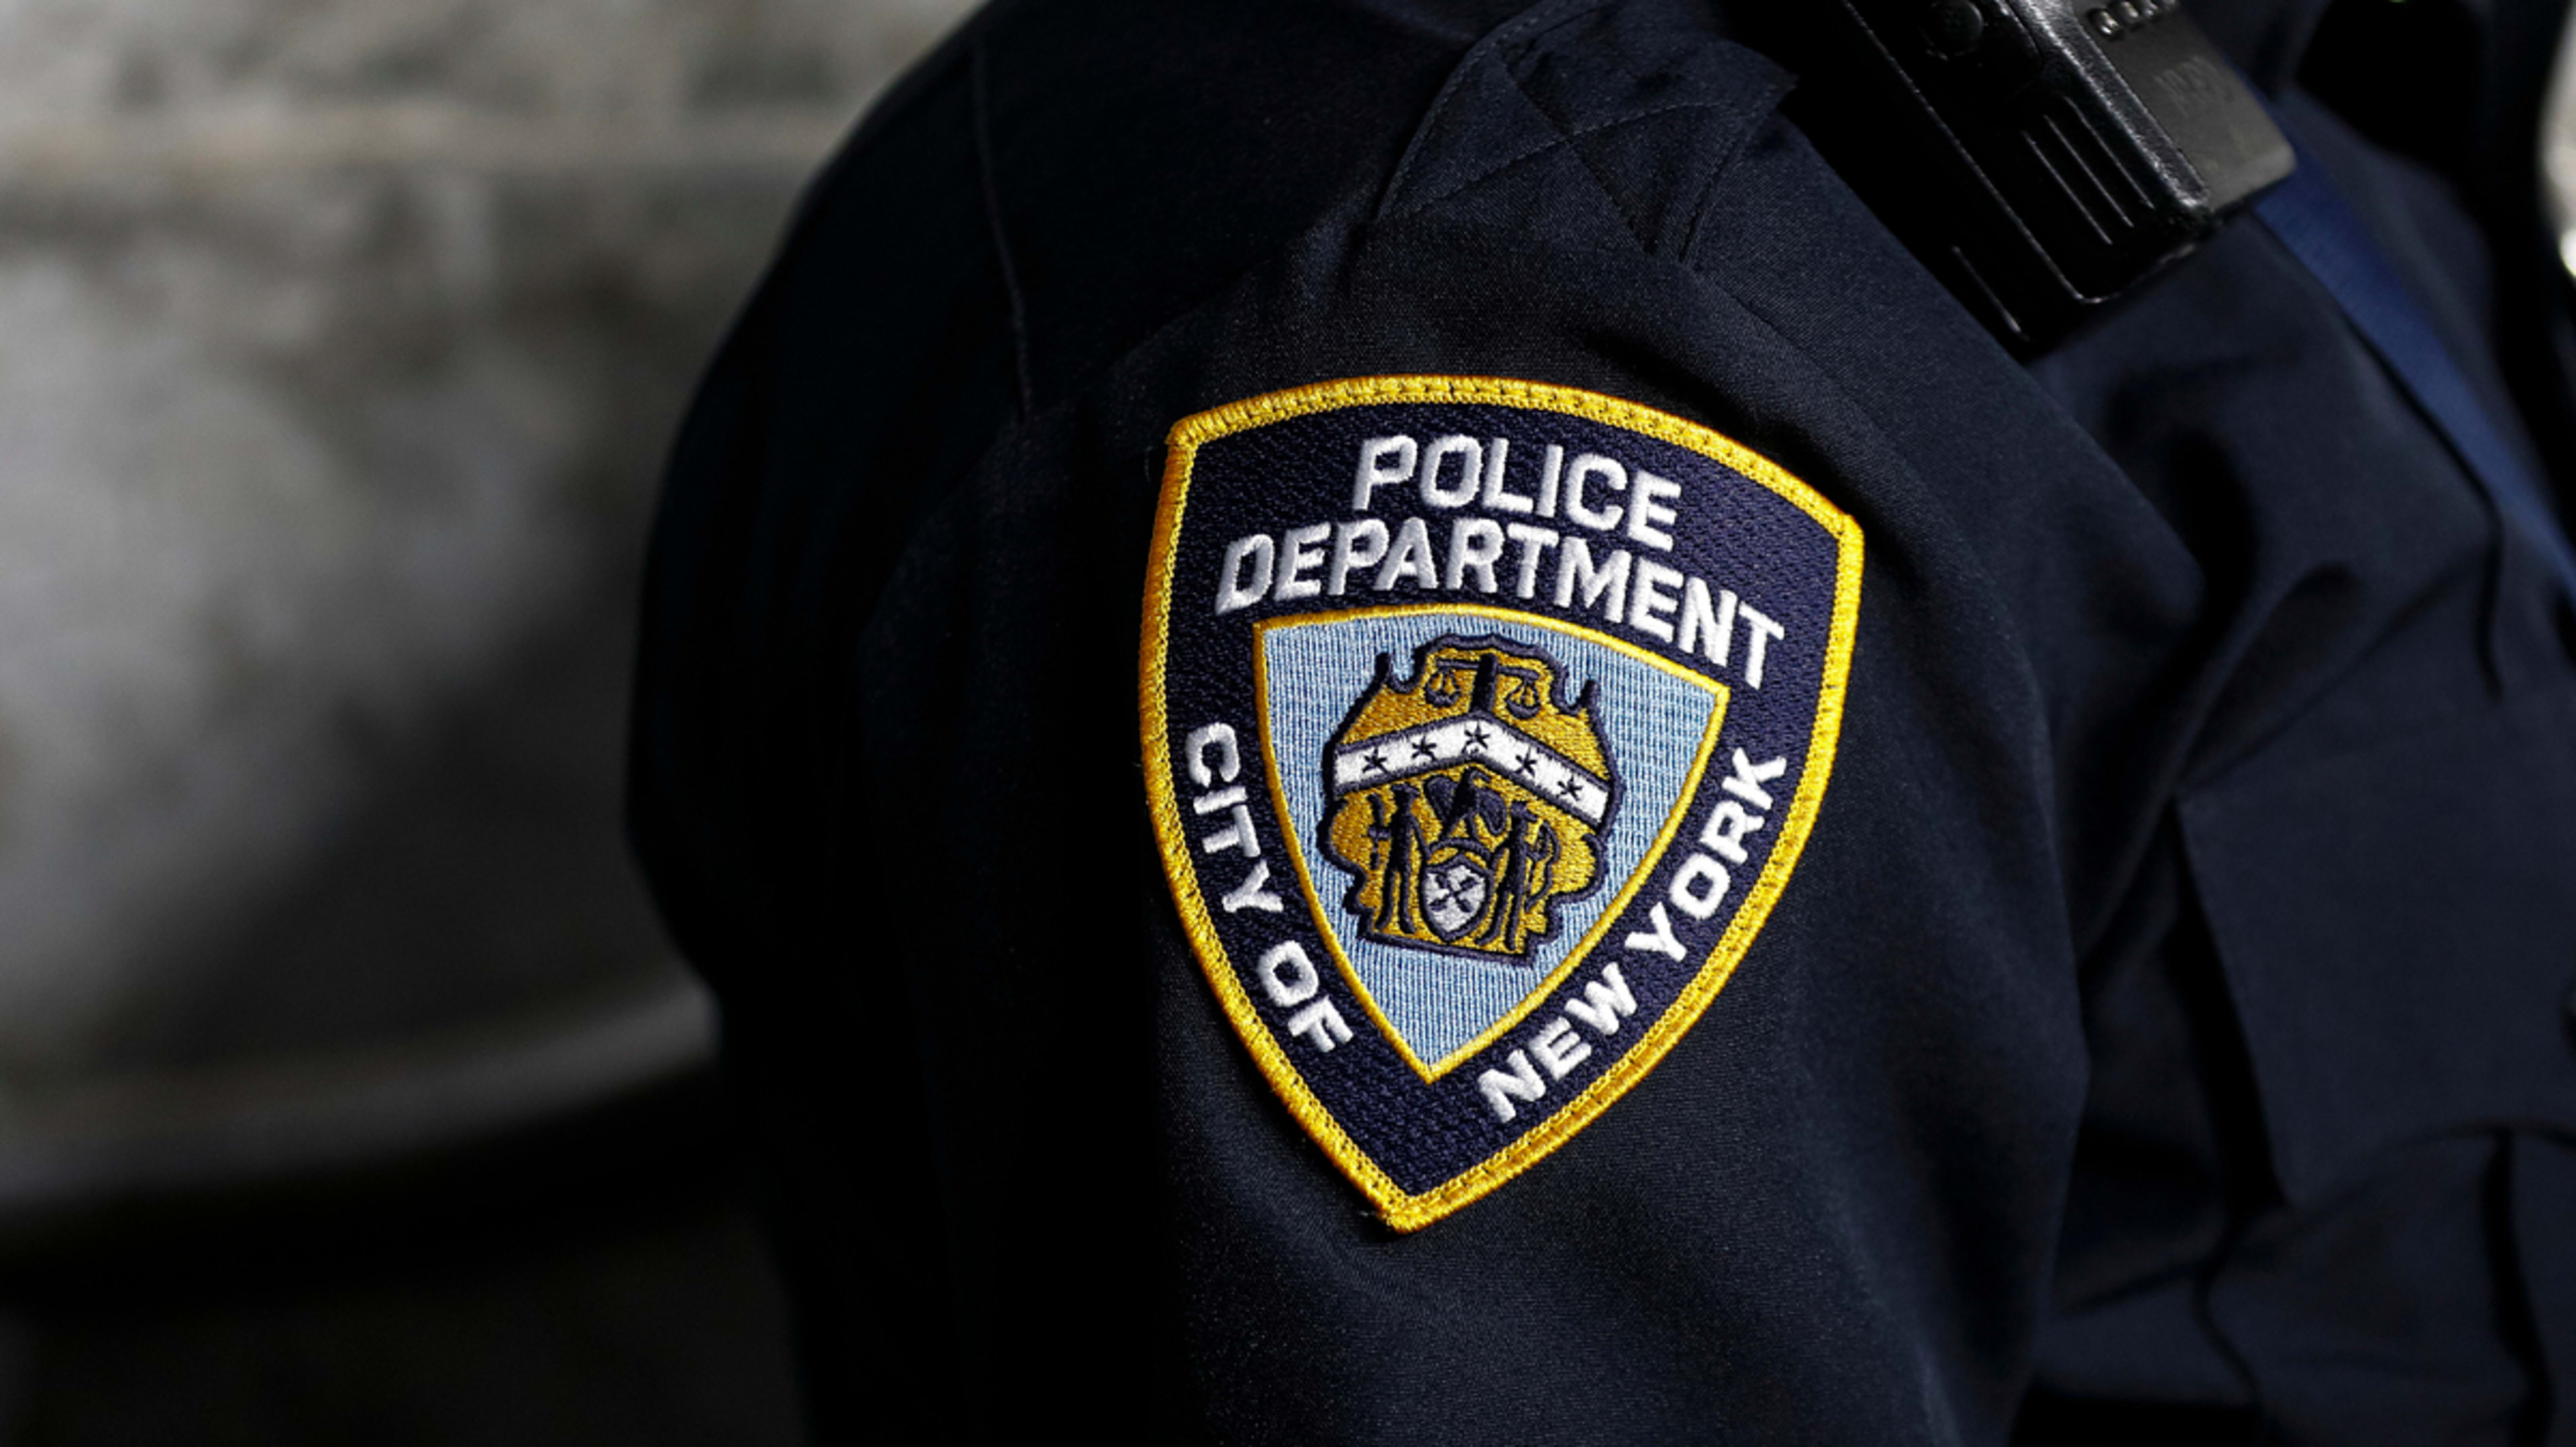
[1515,751,1539,775]
[1464,725,1491,749]
[1411,737,1438,760]
[1363,749,1387,774]
[1558,776,1585,801]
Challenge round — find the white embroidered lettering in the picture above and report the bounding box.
[1669,853,1730,920]
[1505,523,1560,599]
[1220,859,1285,914]
[1529,1017,1593,1079]
[1201,805,1261,859]
[1722,750,1788,812]
[1677,579,1733,664]
[1623,902,1687,961]
[1741,604,1785,688]
[1446,517,1506,592]
[1214,533,1275,614]
[1699,800,1766,865]
[1273,523,1330,602]
[1183,723,1240,788]
[1375,517,1440,590]
[1562,453,1626,531]
[1419,435,1483,508]
[1327,519,1390,596]
[1563,964,1638,1034]
[1626,470,1681,549]
[1535,443,1565,519]
[1256,941,1320,1006]
[1479,1050,1548,1122]
[1287,999,1353,1052]
[1553,537,1631,621]
[1627,558,1684,643]
[1481,437,1533,513]
[1353,435,1417,510]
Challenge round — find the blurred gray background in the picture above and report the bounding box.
[0,0,971,1440]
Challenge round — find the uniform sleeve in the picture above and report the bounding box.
[633,2,2216,1441]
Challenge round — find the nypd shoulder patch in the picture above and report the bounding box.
[1140,376,1862,1230]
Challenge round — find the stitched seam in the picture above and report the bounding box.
[1503,58,1658,252]
[1391,99,1735,224]
[1679,78,1793,263]
[1377,0,1620,219]
[969,40,1036,419]
[1490,19,1658,252]
[1562,132,1653,254]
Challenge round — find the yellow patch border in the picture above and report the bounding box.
[1139,374,1864,1232]
[1249,604,1727,1081]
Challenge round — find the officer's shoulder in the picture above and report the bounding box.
[816,0,1811,309]
[1368,0,1797,260]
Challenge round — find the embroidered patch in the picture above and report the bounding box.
[1140,376,1862,1230]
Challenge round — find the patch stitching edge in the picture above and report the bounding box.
[1139,373,1864,1232]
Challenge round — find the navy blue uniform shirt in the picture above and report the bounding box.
[627,0,2576,1440]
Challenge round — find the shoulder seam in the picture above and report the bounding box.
[1376,0,1620,221]
[1678,91,1788,264]
[1391,99,1738,237]
[1373,0,1793,253]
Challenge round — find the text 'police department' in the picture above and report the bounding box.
[1211,433,1791,688]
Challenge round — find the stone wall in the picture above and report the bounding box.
[0,0,970,1197]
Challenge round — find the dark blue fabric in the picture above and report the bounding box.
[2254,116,2576,601]
[625,0,2576,1441]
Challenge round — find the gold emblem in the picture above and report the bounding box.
[1322,636,1617,963]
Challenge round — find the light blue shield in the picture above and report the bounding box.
[1255,608,1725,1074]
